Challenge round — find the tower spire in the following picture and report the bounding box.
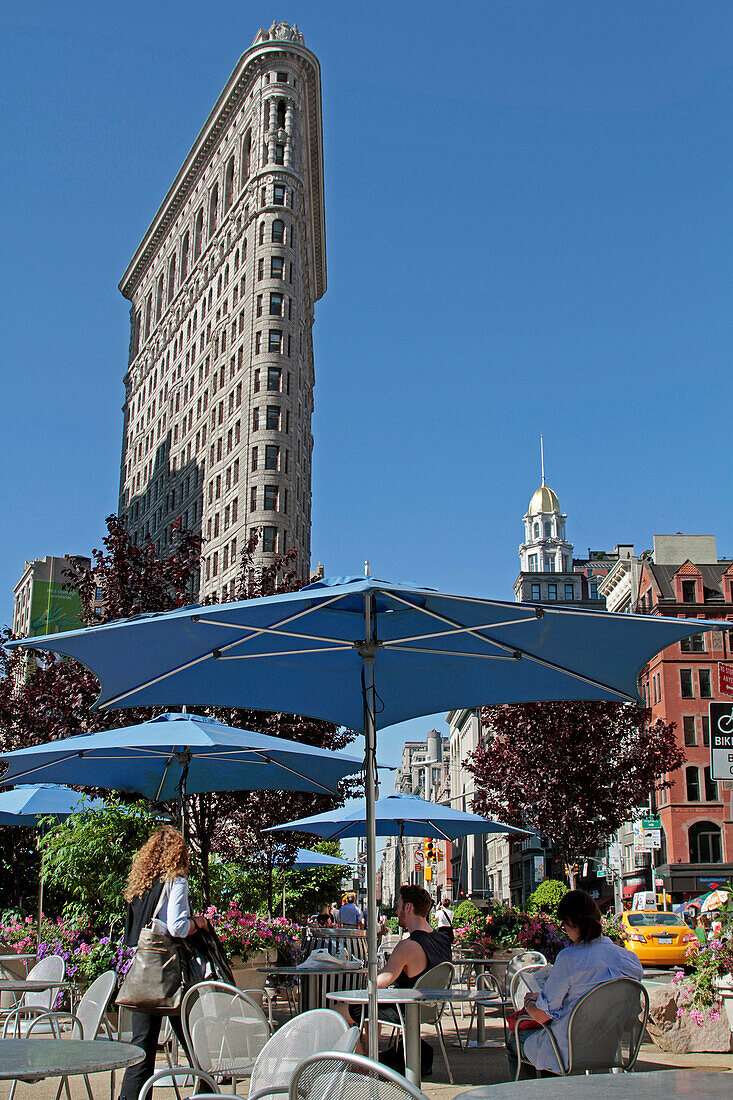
[540,434,545,486]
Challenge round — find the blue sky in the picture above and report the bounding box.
[3,1,733,780]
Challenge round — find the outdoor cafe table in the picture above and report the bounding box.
[326,987,495,1088]
[259,965,366,1012]
[0,1039,143,1083]
[455,957,504,1049]
[455,1070,729,1099]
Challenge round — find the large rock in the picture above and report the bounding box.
[647,983,733,1053]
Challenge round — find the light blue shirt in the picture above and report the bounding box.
[522,936,643,1074]
[156,876,191,938]
[338,902,363,927]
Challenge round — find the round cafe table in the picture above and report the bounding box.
[259,965,366,1012]
[0,979,71,994]
[0,1039,143,1083]
[456,957,503,1048]
[327,987,493,1089]
[455,1070,729,1098]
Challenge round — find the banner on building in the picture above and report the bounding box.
[29,581,84,637]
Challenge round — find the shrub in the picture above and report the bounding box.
[527,879,568,916]
[453,900,482,929]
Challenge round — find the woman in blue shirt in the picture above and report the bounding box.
[508,890,643,1078]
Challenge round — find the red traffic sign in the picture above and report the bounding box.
[414,849,424,865]
[719,663,733,697]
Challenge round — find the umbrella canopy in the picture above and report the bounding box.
[0,784,104,825]
[268,791,530,842]
[700,889,729,914]
[7,574,726,1059]
[0,713,362,802]
[287,848,352,869]
[6,576,723,721]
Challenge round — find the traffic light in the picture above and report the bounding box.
[425,839,437,865]
[424,865,433,882]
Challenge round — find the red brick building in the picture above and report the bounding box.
[637,544,733,899]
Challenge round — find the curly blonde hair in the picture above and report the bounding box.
[124,826,189,902]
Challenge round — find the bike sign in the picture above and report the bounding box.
[710,702,733,781]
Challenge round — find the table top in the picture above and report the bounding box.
[0,979,72,993]
[455,1071,730,1099]
[456,957,491,965]
[0,1040,143,1082]
[259,965,367,976]
[0,955,36,962]
[326,987,491,1004]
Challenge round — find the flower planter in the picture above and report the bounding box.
[715,974,733,1033]
[229,949,277,1007]
[487,948,525,989]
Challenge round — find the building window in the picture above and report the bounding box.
[263,526,277,553]
[252,408,259,431]
[702,715,710,746]
[564,584,574,600]
[256,295,263,317]
[271,257,284,279]
[685,766,700,802]
[265,444,279,470]
[273,185,286,206]
[264,485,278,511]
[533,523,540,538]
[208,183,219,238]
[224,156,235,212]
[547,584,557,601]
[590,582,599,600]
[699,669,712,698]
[531,583,541,601]
[272,219,285,243]
[689,821,722,863]
[269,292,283,316]
[544,522,551,537]
[528,554,538,572]
[194,209,203,260]
[253,369,260,392]
[680,669,693,698]
[258,259,264,280]
[267,367,281,391]
[682,580,697,603]
[266,405,280,431]
[180,232,189,280]
[683,716,696,746]
[268,330,282,353]
[255,332,262,353]
[276,71,288,83]
[704,767,719,802]
[545,558,555,573]
[275,144,285,164]
[681,633,705,653]
[250,487,257,512]
[241,131,251,184]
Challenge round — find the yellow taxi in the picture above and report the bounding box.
[621,910,698,967]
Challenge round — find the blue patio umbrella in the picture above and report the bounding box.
[0,784,105,942]
[7,574,727,1056]
[268,791,529,842]
[287,848,352,868]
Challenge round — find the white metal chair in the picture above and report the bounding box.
[25,971,117,1100]
[248,1010,358,1100]
[182,980,271,1093]
[289,1051,429,1100]
[513,977,649,1080]
[1,954,66,1037]
[377,962,457,1085]
[138,1067,221,1100]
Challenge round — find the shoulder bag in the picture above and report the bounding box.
[116,881,186,1015]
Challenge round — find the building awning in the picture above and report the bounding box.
[622,884,639,897]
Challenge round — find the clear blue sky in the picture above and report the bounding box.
[3,1,733,777]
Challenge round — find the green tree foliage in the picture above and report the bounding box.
[453,899,483,929]
[527,879,569,916]
[38,797,163,928]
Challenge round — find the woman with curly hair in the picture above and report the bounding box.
[118,826,206,1100]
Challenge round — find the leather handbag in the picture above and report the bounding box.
[116,882,186,1015]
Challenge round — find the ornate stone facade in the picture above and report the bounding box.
[117,24,326,596]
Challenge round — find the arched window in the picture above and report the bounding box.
[533,523,540,539]
[155,273,164,321]
[208,183,219,238]
[241,131,251,186]
[167,253,176,304]
[224,156,235,212]
[272,219,285,243]
[144,293,152,339]
[180,232,189,280]
[704,767,719,802]
[194,209,204,260]
[689,821,722,863]
[685,766,700,802]
[544,522,552,537]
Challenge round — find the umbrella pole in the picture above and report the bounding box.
[360,639,379,1062]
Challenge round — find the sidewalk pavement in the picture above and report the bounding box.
[0,1001,730,1100]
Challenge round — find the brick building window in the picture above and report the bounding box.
[682,580,697,603]
[263,526,277,553]
[685,766,700,802]
[681,633,705,653]
[683,716,696,746]
[702,715,710,746]
[699,669,712,698]
[680,669,693,698]
[704,767,719,802]
[689,821,721,863]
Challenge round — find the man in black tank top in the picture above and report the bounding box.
[334,883,453,1055]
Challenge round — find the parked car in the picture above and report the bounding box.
[621,910,698,967]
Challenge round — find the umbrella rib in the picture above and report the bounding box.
[216,644,354,660]
[386,645,516,659]
[386,615,537,646]
[155,757,176,802]
[194,618,351,646]
[382,592,520,655]
[249,751,342,795]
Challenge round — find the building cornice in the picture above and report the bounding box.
[119,37,326,303]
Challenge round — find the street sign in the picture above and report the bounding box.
[655,878,664,889]
[414,848,424,865]
[710,701,733,781]
[719,663,733,697]
[641,814,661,829]
[633,821,661,852]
